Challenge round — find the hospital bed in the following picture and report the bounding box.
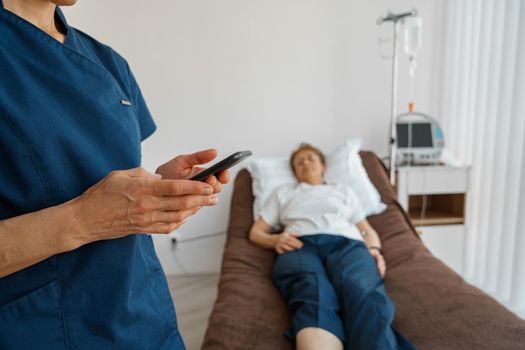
[202,151,525,349]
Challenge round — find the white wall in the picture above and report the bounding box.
[63,0,443,275]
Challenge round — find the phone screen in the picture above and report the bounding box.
[190,150,252,182]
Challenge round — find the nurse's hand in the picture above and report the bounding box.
[274,232,303,254]
[155,149,230,194]
[71,167,217,245]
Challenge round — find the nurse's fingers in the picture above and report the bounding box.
[147,220,188,235]
[216,170,230,184]
[158,195,218,211]
[153,207,201,225]
[152,179,213,196]
[204,176,223,194]
[176,149,217,168]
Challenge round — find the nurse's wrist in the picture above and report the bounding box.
[61,197,93,250]
[32,200,86,253]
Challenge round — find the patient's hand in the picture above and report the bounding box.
[274,232,303,254]
[369,249,386,278]
[155,149,229,194]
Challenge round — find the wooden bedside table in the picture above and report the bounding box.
[397,165,471,275]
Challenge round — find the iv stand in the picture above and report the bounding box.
[377,9,417,186]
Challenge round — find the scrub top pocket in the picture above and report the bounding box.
[0,280,66,350]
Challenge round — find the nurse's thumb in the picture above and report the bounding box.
[181,149,217,166]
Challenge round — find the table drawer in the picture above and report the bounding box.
[406,168,469,194]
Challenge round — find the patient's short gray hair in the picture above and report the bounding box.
[290,143,325,173]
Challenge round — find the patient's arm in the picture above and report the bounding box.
[249,218,303,254]
[356,219,386,277]
[356,219,381,250]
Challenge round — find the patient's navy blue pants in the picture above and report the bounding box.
[272,234,416,350]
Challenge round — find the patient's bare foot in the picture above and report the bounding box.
[296,327,343,350]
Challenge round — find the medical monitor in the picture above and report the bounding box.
[397,122,433,148]
[396,113,444,166]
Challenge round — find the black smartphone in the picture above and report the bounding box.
[190,150,252,182]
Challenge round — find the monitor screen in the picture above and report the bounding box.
[412,123,433,147]
[397,123,433,148]
[397,124,409,148]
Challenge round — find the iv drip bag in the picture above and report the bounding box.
[404,16,422,56]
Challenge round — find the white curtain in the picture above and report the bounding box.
[439,0,525,317]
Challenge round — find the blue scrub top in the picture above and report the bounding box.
[0,3,185,349]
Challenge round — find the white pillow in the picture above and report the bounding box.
[324,139,387,216]
[244,139,386,219]
[244,157,297,219]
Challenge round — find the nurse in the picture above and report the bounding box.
[0,0,228,349]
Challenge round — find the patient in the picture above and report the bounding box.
[249,144,415,350]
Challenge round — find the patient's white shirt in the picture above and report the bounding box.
[260,183,366,241]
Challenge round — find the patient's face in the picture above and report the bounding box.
[292,150,325,184]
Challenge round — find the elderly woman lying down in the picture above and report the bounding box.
[249,144,416,350]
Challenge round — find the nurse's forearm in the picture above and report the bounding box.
[0,200,79,278]
[0,167,217,278]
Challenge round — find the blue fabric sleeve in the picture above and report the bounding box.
[124,62,156,141]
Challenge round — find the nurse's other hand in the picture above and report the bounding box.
[370,249,386,278]
[155,149,230,194]
[274,232,303,254]
[71,167,217,246]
